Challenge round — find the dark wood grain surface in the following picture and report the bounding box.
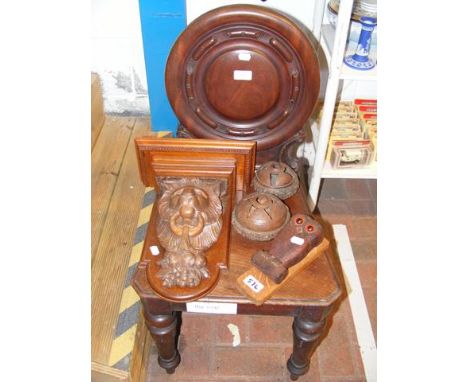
[135,137,256,193]
[135,180,341,307]
[165,4,320,151]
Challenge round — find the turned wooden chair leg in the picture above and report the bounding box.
[287,308,329,380]
[144,311,181,374]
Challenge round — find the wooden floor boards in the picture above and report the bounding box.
[92,116,152,381]
[91,73,105,150]
[91,117,136,261]
[91,362,128,382]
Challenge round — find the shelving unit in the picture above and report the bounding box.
[307,0,377,206]
[321,161,377,179]
[321,24,377,81]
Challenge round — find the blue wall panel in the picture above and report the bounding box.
[139,0,187,134]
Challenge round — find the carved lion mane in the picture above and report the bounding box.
[156,178,223,254]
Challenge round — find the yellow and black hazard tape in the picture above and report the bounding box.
[108,186,155,371]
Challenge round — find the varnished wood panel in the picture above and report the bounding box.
[134,180,341,308]
[135,137,256,192]
[146,177,233,300]
[236,239,330,305]
[134,137,257,302]
[166,5,320,151]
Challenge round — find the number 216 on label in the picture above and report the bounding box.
[243,275,265,293]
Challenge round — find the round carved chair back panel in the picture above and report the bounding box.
[165,5,321,151]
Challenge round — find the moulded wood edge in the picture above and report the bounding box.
[91,362,129,382]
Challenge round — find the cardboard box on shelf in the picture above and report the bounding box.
[354,98,377,106]
[330,140,373,169]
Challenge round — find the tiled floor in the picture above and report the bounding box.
[146,179,377,382]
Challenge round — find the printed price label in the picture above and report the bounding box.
[243,275,265,293]
[149,245,160,256]
[233,70,252,81]
[238,53,251,61]
[290,236,305,245]
[186,302,237,315]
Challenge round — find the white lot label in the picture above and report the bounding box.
[149,245,160,256]
[243,275,265,293]
[238,53,251,61]
[290,236,305,245]
[186,301,237,315]
[233,70,252,81]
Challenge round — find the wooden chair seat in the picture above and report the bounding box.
[133,182,342,380]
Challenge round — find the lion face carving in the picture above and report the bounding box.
[155,178,224,288]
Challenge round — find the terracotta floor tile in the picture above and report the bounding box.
[177,345,211,377]
[175,380,249,382]
[145,345,164,381]
[315,215,354,238]
[319,179,349,200]
[363,286,377,341]
[351,239,377,262]
[356,261,377,290]
[146,344,210,381]
[367,179,377,201]
[145,176,376,382]
[341,311,366,379]
[179,313,214,350]
[334,297,352,322]
[214,314,250,345]
[347,217,376,240]
[174,380,219,382]
[317,199,351,215]
[175,380,219,382]
[347,199,377,216]
[321,377,366,382]
[213,347,285,377]
[350,343,366,380]
[317,315,356,378]
[249,315,292,344]
[330,299,369,380]
[344,179,372,200]
[284,346,321,382]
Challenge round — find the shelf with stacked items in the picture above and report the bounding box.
[321,24,377,81]
[308,0,377,205]
[321,160,376,179]
[316,99,377,178]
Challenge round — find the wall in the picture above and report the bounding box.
[186,0,317,29]
[91,0,149,114]
[91,0,376,116]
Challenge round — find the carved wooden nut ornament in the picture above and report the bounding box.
[156,178,224,288]
[232,192,290,241]
[253,161,299,200]
[251,214,324,283]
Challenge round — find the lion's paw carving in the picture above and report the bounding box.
[158,250,210,288]
[158,264,209,288]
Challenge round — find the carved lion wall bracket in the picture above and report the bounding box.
[134,137,256,302]
[155,177,225,288]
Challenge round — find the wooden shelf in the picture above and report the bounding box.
[321,160,377,179]
[308,0,377,204]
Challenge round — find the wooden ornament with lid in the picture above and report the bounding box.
[253,161,299,200]
[232,192,290,241]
